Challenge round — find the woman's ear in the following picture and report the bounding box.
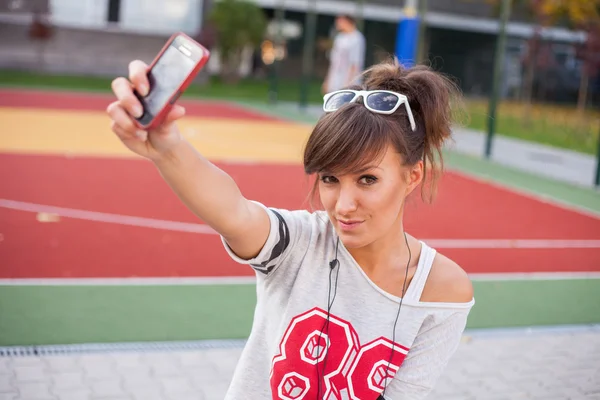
[405,160,424,197]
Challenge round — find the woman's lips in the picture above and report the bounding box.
[337,219,363,231]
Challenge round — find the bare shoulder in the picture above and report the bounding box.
[420,252,474,303]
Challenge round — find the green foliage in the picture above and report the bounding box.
[486,0,600,27]
[208,0,267,78]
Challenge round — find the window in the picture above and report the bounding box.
[50,0,108,28]
[107,0,120,23]
[120,0,201,35]
[49,0,201,34]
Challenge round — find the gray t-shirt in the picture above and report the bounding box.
[326,30,366,92]
[221,204,474,400]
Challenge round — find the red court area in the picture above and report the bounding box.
[1,91,600,278]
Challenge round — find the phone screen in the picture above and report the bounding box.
[137,42,198,125]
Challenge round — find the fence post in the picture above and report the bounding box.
[485,0,512,159]
[595,119,600,187]
[269,2,285,104]
[299,0,317,109]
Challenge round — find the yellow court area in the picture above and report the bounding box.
[0,107,313,164]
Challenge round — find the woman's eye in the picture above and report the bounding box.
[320,175,338,184]
[359,175,378,185]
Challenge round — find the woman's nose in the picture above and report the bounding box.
[335,187,358,215]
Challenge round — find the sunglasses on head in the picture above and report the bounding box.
[323,90,416,131]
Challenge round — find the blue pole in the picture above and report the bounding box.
[395,2,420,67]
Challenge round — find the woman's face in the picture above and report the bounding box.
[318,144,423,248]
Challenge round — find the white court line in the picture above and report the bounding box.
[0,277,258,286]
[0,199,216,235]
[2,199,600,249]
[468,272,600,281]
[1,272,599,286]
[425,239,600,249]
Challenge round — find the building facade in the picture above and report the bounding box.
[0,0,593,102]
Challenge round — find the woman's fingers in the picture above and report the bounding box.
[163,105,186,125]
[111,119,148,143]
[128,60,150,97]
[108,61,186,145]
[111,77,143,118]
[106,101,145,138]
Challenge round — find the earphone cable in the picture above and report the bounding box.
[380,231,411,399]
[317,236,340,399]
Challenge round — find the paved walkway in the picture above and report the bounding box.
[450,128,598,189]
[1,326,599,400]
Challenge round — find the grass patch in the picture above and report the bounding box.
[466,98,600,155]
[0,68,325,104]
[1,69,598,154]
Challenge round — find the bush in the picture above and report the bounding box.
[209,0,267,82]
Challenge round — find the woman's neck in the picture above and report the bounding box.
[347,217,408,275]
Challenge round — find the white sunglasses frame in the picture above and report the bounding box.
[323,90,416,132]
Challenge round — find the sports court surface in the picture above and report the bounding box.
[1,88,599,346]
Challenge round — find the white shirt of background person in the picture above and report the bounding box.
[324,15,366,94]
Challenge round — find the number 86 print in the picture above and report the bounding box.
[270,308,410,400]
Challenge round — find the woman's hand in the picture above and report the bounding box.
[106,60,186,161]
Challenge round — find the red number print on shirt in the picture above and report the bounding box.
[270,308,410,400]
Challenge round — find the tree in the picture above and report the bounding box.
[488,0,599,26]
[487,0,551,119]
[28,1,53,70]
[208,0,267,82]
[537,0,599,26]
[574,25,600,112]
[488,0,600,112]
[536,0,600,111]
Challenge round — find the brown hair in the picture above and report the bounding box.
[303,58,463,204]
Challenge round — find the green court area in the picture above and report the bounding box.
[1,279,599,346]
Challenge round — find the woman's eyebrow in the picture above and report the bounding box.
[352,165,383,174]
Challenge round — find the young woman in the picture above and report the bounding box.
[107,58,474,400]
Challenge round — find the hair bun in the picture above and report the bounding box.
[361,57,464,200]
[362,58,461,151]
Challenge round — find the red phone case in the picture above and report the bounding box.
[134,32,210,130]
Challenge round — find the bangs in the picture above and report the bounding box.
[304,103,396,176]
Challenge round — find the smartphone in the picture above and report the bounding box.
[134,32,210,130]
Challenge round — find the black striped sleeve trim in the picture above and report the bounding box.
[250,209,291,275]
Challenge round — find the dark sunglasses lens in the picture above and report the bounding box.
[366,92,400,112]
[325,92,355,110]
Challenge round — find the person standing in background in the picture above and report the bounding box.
[322,14,366,94]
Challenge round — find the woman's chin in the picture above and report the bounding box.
[337,232,367,249]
